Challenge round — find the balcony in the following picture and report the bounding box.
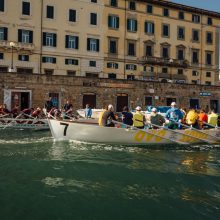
[158,72,170,79]
[172,74,187,80]
[137,56,189,68]
[0,41,35,52]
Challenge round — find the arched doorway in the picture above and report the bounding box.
[82,93,96,108]
[116,93,128,112]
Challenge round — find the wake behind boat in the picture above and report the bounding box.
[48,118,220,145]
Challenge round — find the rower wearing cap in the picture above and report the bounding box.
[165,102,183,129]
[150,107,165,128]
[133,106,146,129]
[100,104,116,127]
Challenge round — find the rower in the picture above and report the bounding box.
[133,106,146,129]
[100,104,116,127]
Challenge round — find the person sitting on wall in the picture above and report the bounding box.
[44,97,53,112]
[165,102,183,129]
[2,104,10,115]
[133,106,146,129]
[85,104,92,118]
[100,104,116,127]
[121,106,133,126]
[150,107,165,129]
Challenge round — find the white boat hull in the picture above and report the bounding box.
[48,119,220,145]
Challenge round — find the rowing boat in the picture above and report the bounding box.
[0,117,49,130]
[48,119,220,145]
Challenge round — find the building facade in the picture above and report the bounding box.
[0,0,220,111]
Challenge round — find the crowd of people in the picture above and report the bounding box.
[98,102,220,130]
[1,98,220,130]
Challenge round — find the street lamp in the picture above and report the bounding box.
[169,58,173,81]
[9,41,16,72]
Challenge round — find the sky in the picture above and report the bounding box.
[170,0,220,13]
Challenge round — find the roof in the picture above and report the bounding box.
[136,0,220,19]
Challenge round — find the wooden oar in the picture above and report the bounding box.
[0,114,10,118]
[112,120,189,145]
[170,120,219,143]
[149,122,216,144]
[198,120,219,129]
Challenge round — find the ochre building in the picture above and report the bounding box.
[0,0,220,111]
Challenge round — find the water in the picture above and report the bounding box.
[0,129,220,220]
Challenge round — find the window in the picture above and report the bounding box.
[163,8,169,17]
[108,15,119,29]
[205,81,211,85]
[108,38,117,54]
[162,67,168,73]
[162,24,169,37]
[65,35,79,49]
[192,29,199,42]
[206,72,211,77]
[42,57,56,64]
[90,13,97,25]
[147,5,153,13]
[110,0,117,7]
[0,0,4,12]
[144,22,154,34]
[0,53,3,59]
[177,27,185,40]
[129,1,136,10]
[86,72,99,78]
[65,59,78,65]
[177,48,184,60]
[108,73,116,79]
[18,54,29,61]
[127,75,135,80]
[22,1,30,15]
[107,62,118,69]
[146,45,153,56]
[192,50,199,64]
[0,27,7,40]
[145,97,153,106]
[45,69,54,75]
[69,9,76,22]
[192,80,198,84]
[127,42,135,56]
[18,29,33,43]
[89,61,96,67]
[87,38,99,52]
[17,68,33,74]
[162,47,169,58]
[192,14,200,23]
[126,64,137,70]
[67,70,76,76]
[46,5,54,19]
[179,11,184,20]
[43,32,56,47]
[192,70,199,76]
[206,32,213,44]
[207,17,212,25]
[91,0,97,2]
[127,19,137,32]
[178,69,183,75]
[206,52,212,65]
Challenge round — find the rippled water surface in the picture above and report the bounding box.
[0,129,220,220]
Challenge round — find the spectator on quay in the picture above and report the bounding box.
[44,97,53,112]
[85,104,92,118]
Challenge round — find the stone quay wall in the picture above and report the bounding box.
[0,73,220,111]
